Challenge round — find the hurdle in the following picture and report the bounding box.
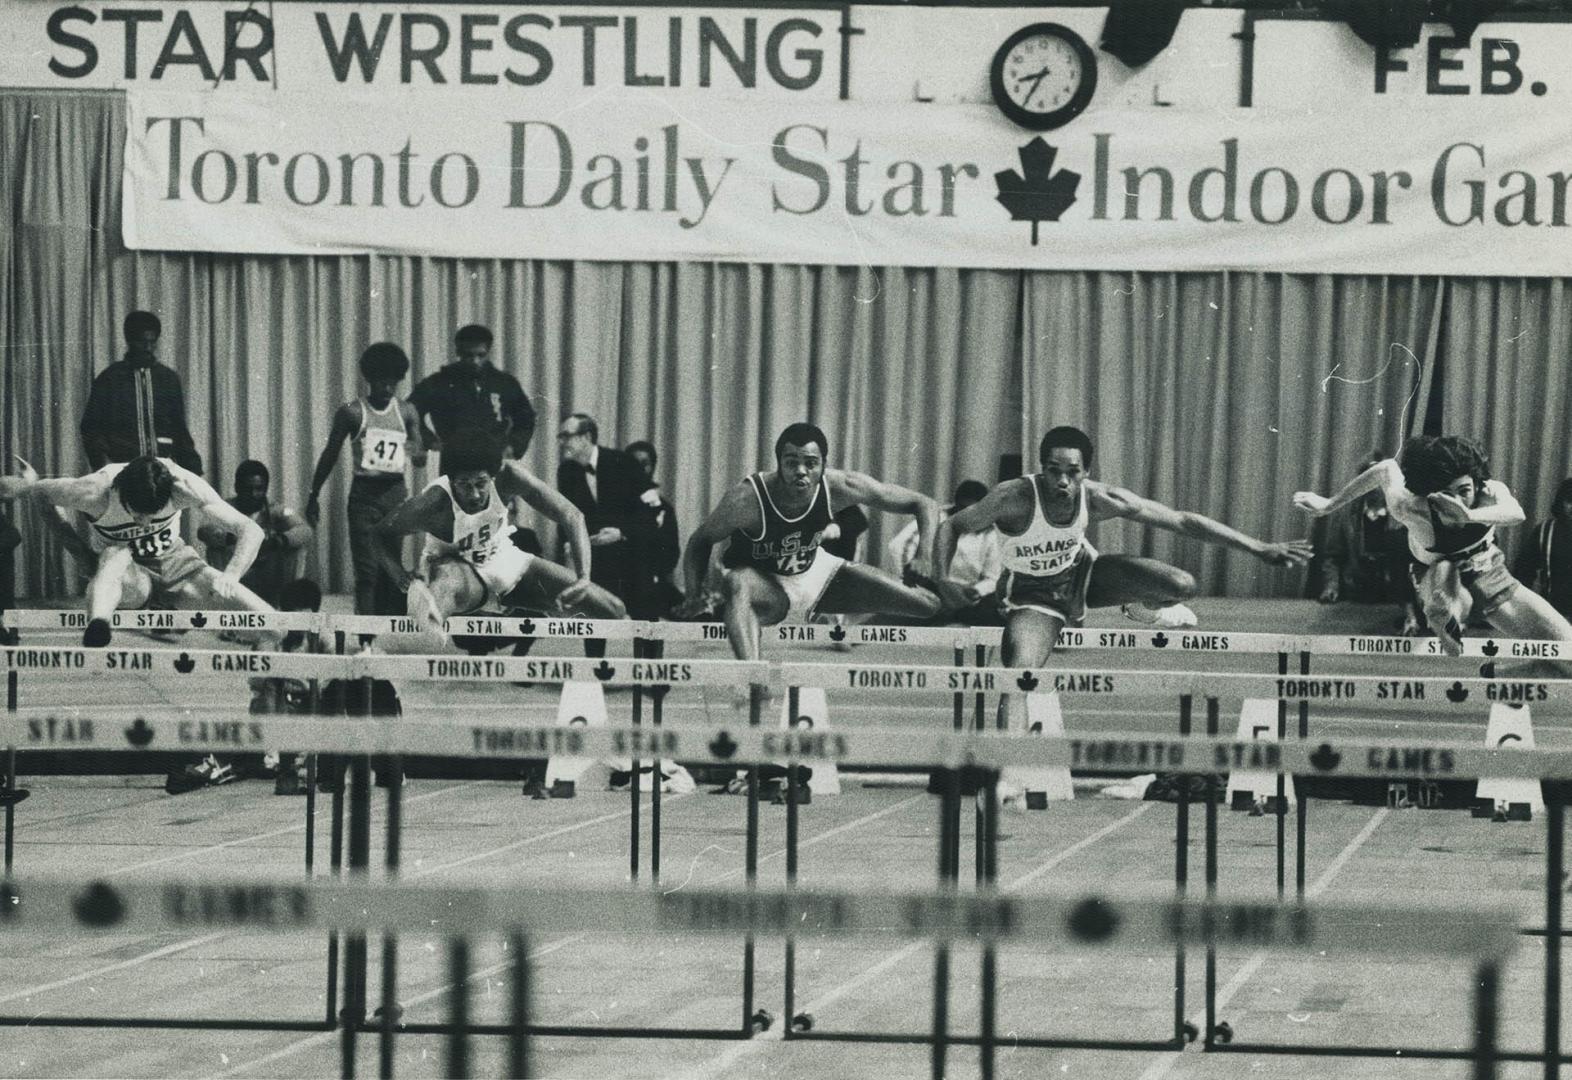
[0,715,1547,1077]
[10,611,1572,1065]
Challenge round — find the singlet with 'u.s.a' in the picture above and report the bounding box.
[88,462,187,564]
[729,472,833,576]
[1000,475,1087,580]
[425,475,508,565]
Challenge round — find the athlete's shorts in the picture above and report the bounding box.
[1001,550,1096,626]
[1411,545,1519,622]
[428,544,535,614]
[126,545,211,599]
[773,550,846,622]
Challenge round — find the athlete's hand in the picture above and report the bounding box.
[905,554,934,581]
[212,572,244,600]
[1256,539,1314,566]
[1292,492,1332,516]
[822,522,842,542]
[672,594,709,621]
[935,580,971,611]
[639,488,662,509]
[1318,584,1340,604]
[556,576,592,611]
[13,456,39,484]
[590,527,623,546]
[1427,491,1471,526]
[304,496,321,528]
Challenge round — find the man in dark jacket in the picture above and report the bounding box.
[409,324,536,458]
[80,311,203,473]
[625,440,682,620]
[557,414,656,656]
[1515,477,1572,619]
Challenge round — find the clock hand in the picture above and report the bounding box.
[1016,67,1050,106]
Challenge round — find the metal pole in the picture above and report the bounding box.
[630,636,642,883]
[742,676,761,1035]
[784,686,800,1040]
[933,770,958,1080]
[979,771,999,1080]
[1175,694,1192,1044]
[342,754,372,1078]
[1474,960,1501,1080]
[445,939,470,1080]
[1547,795,1564,1080]
[1297,651,1310,898]
[651,674,663,884]
[1275,652,1287,899]
[508,931,530,1080]
[379,758,403,1080]
[1204,696,1219,1049]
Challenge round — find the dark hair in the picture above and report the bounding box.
[1039,426,1095,469]
[953,480,989,506]
[626,440,657,468]
[234,460,270,488]
[113,455,175,514]
[454,324,493,348]
[775,422,828,462]
[359,342,410,381]
[123,310,161,340]
[1556,478,1572,509]
[280,578,323,613]
[1397,435,1491,497]
[442,429,503,478]
[566,413,599,444]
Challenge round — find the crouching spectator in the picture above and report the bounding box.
[890,480,1003,626]
[200,461,312,608]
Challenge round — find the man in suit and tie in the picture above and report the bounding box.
[556,413,658,656]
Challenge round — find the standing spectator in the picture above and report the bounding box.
[890,480,1004,626]
[198,460,312,607]
[625,440,682,619]
[556,414,656,656]
[80,311,203,472]
[409,324,536,458]
[0,509,19,615]
[1515,477,1572,619]
[306,344,427,625]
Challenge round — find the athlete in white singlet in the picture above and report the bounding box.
[0,455,277,647]
[374,429,624,645]
[1295,435,1572,657]
[306,343,428,622]
[936,426,1312,758]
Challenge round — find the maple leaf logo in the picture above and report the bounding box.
[995,138,1081,245]
[189,612,207,629]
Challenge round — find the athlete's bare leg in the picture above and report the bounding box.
[164,567,282,649]
[87,547,140,622]
[405,558,487,647]
[1084,555,1197,613]
[814,564,941,620]
[1487,586,1572,676]
[996,607,1064,734]
[501,557,626,620]
[720,567,790,662]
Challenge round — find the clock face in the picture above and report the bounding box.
[1002,34,1085,115]
[989,23,1097,132]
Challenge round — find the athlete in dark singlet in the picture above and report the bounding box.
[936,426,1312,750]
[674,422,942,661]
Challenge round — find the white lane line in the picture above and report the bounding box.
[0,786,473,1009]
[688,803,1156,1080]
[1134,808,1390,1080]
[210,933,587,1080]
[0,933,231,1006]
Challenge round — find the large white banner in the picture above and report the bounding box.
[124,88,1572,275]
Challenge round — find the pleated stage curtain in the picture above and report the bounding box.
[4,89,1568,601]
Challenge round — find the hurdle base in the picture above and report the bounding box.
[0,788,29,806]
[1471,797,1532,822]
